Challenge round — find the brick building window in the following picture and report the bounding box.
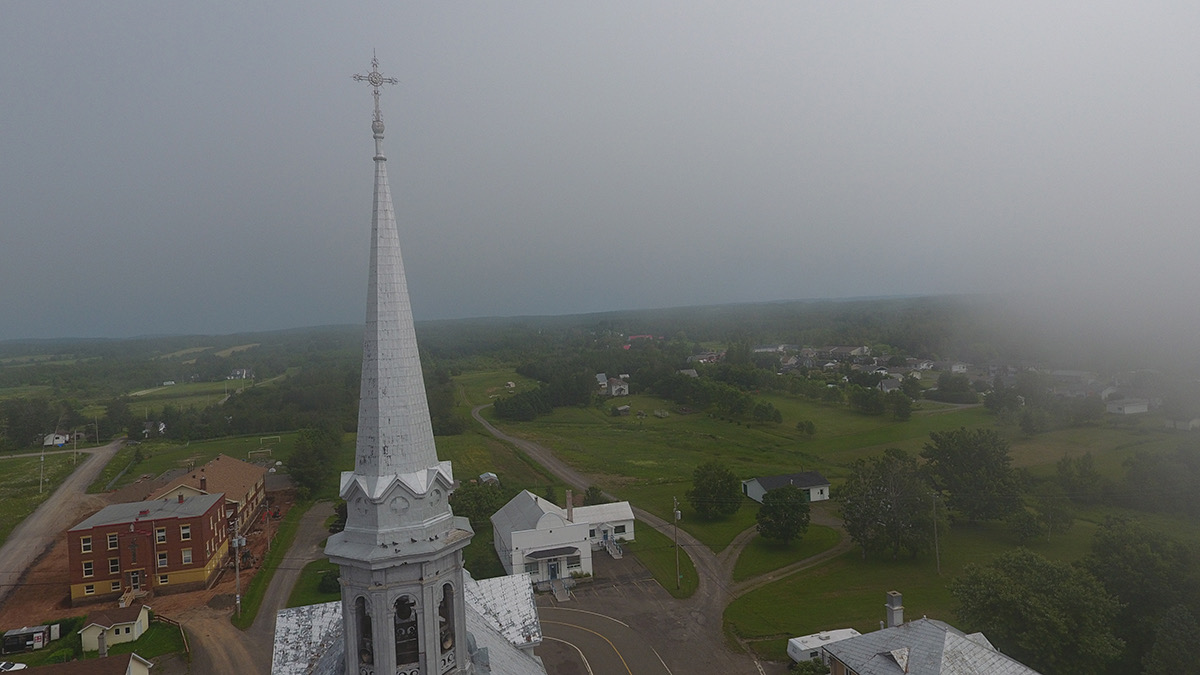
[80,536,92,553]
[158,552,168,568]
[107,533,118,550]
[180,525,191,541]
[156,527,166,543]
[110,581,121,592]
[181,549,192,565]
[83,561,94,578]
[109,558,120,574]
[84,584,94,595]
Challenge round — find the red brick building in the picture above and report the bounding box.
[148,454,269,535]
[67,493,228,605]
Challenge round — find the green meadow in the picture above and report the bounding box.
[0,452,79,547]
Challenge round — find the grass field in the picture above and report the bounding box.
[0,452,79,547]
[88,433,300,493]
[0,384,54,400]
[726,518,1101,660]
[287,557,341,608]
[127,380,238,414]
[731,524,841,582]
[624,520,699,599]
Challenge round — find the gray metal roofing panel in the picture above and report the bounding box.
[823,619,1042,675]
[755,471,830,492]
[490,490,556,537]
[69,493,224,531]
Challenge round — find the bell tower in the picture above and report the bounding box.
[325,54,474,675]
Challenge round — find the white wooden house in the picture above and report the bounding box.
[491,491,635,583]
[742,471,831,503]
[79,603,152,653]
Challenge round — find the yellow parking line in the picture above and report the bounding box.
[543,620,634,674]
[543,636,594,675]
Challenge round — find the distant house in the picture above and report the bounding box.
[677,369,699,378]
[878,379,902,395]
[79,603,152,653]
[148,454,268,535]
[1106,399,1149,415]
[227,368,252,380]
[595,373,608,391]
[491,490,635,583]
[43,433,70,447]
[742,471,830,503]
[607,377,629,396]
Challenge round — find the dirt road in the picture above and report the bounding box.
[0,440,122,608]
[181,501,334,675]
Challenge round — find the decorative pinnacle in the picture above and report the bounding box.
[353,52,398,135]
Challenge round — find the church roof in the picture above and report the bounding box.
[823,618,1042,674]
[272,576,548,675]
[462,572,542,650]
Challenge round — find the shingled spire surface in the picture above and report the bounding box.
[354,61,438,480]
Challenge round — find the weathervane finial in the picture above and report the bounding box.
[353,51,399,137]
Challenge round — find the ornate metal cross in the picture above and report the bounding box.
[353,52,399,126]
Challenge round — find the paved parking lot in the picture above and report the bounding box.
[534,552,771,675]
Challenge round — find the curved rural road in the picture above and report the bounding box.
[471,404,851,669]
[0,440,123,608]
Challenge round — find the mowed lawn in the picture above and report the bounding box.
[727,518,1101,661]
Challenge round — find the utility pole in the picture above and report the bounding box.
[39,449,44,494]
[673,497,681,590]
[932,493,941,576]
[231,521,243,618]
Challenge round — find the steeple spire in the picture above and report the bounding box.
[327,55,473,675]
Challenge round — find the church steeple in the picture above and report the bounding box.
[326,55,474,675]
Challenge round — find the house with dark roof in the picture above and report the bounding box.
[742,471,830,503]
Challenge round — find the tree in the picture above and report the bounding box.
[288,425,342,498]
[756,485,811,545]
[1032,483,1073,536]
[921,428,1021,522]
[582,485,609,506]
[1084,516,1200,669]
[839,449,938,558]
[796,420,816,437]
[1141,605,1200,675]
[687,461,742,520]
[449,482,508,526]
[951,549,1124,675]
[885,390,912,421]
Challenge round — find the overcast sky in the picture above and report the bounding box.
[3,2,1198,342]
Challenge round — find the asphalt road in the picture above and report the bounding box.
[0,440,122,609]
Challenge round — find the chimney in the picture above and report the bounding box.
[178,493,184,504]
[886,590,904,628]
[200,471,207,491]
[565,489,574,522]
